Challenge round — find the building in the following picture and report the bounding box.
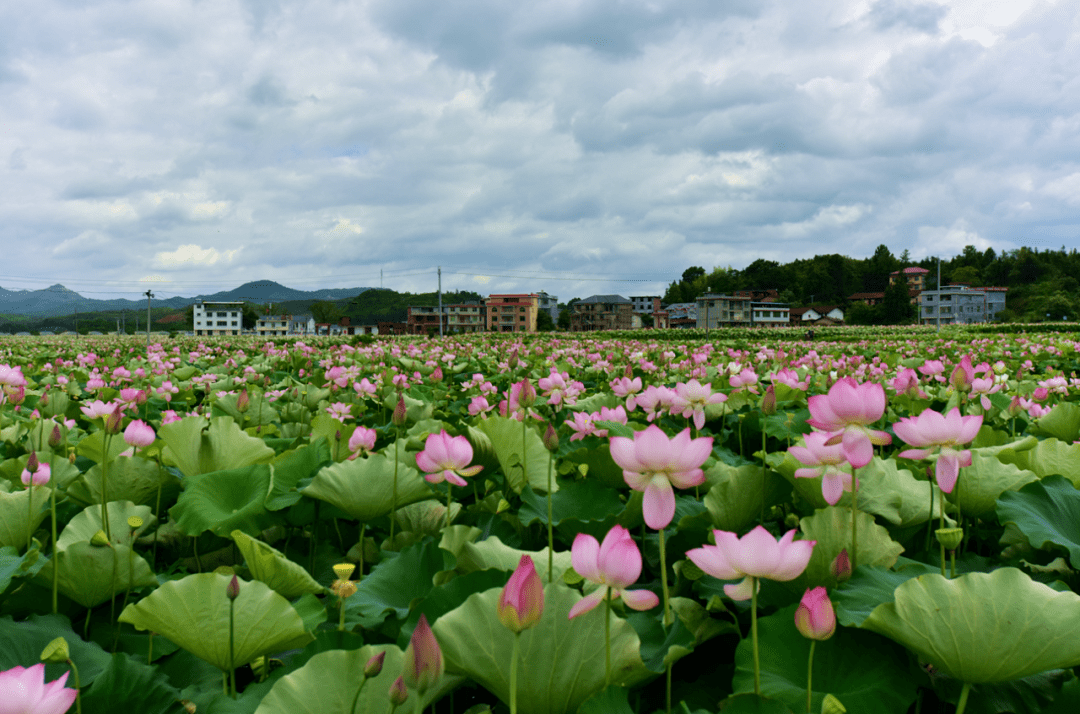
[790,306,845,324]
[890,267,930,290]
[848,287,921,306]
[569,295,634,332]
[256,314,291,337]
[629,296,662,314]
[696,294,752,329]
[536,291,559,323]
[193,301,243,336]
[665,302,698,328]
[290,315,316,335]
[485,294,539,333]
[919,286,996,325]
[750,301,791,327]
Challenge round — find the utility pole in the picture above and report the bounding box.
[74,305,78,335]
[438,266,443,337]
[145,290,154,347]
[380,269,383,289]
[936,257,941,332]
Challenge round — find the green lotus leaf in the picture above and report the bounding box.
[78,652,183,714]
[169,464,276,538]
[797,506,904,590]
[56,501,156,550]
[212,391,279,427]
[34,541,157,608]
[518,480,624,527]
[856,456,936,526]
[560,443,627,489]
[342,538,447,630]
[474,416,558,494]
[0,487,51,550]
[999,437,1080,487]
[159,416,274,478]
[76,431,131,465]
[832,558,939,627]
[300,451,433,521]
[0,452,82,491]
[253,645,460,714]
[704,461,790,533]
[861,568,1080,683]
[944,452,1038,517]
[997,475,1080,567]
[716,694,796,714]
[231,530,324,599]
[381,391,433,423]
[118,573,314,671]
[432,583,650,713]
[578,686,635,714]
[1033,402,1080,443]
[69,456,182,509]
[0,545,46,593]
[444,533,572,582]
[265,438,332,510]
[733,604,916,714]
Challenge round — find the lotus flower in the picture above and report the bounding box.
[788,431,853,505]
[686,526,815,600]
[123,419,156,448]
[415,430,483,487]
[609,425,712,529]
[498,555,544,632]
[670,380,727,430]
[0,663,77,714]
[568,525,659,619]
[346,426,377,459]
[893,407,983,493]
[807,377,891,468]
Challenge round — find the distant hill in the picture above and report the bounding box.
[0,280,375,318]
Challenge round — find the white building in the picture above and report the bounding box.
[256,314,291,337]
[193,301,243,336]
[920,286,1006,325]
[629,296,661,314]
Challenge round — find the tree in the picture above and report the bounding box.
[864,244,898,292]
[536,310,555,332]
[311,300,343,324]
[950,266,982,286]
[241,303,260,329]
[557,309,571,330]
[881,280,915,324]
[682,266,706,283]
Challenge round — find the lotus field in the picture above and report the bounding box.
[6,328,1080,714]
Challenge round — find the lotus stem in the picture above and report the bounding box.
[391,432,400,541]
[66,658,82,714]
[192,536,202,573]
[349,675,368,714]
[51,485,58,614]
[955,681,972,714]
[26,483,33,553]
[521,415,528,490]
[101,434,112,541]
[445,484,452,529]
[358,523,366,580]
[228,596,236,698]
[939,484,947,578]
[604,588,612,687]
[761,425,767,524]
[806,640,816,714]
[510,631,521,714]
[148,632,153,664]
[850,466,858,571]
[658,526,672,628]
[547,450,554,584]
[751,577,761,696]
[310,501,320,575]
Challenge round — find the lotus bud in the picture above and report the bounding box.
[392,396,407,427]
[26,451,38,473]
[48,424,62,448]
[403,614,443,694]
[389,675,409,706]
[90,530,110,547]
[226,574,240,601]
[39,392,49,408]
[821,694,846,714]
[498,554,544,633]
[830,549,851,583]
[364,651,386,678]
[236,387,250,413]
[104,405,123,435]
[40,636,70,664]
[430,366,443,382]
[624,364,633,378]
[795,587,836,641]
[784,513,800,530]
[542,422,559,452]
[516,380,537,408]
[761,385,777,415]
[935,527,964,551]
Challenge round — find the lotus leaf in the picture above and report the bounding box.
[444,533,572,582]
[705,461,789,533]
[474,416,558,494]
[1033,402,1080,443]
[944,452,1038,517]
[861,568,1080,683]
[0,613,112,687]
[79,652,183,714]
[432,583,650,713]
[300,451,433,521]
[159,416,274,478]
[798,506,904,589]
[118,573,313,671]
[169,464,276,537]
[56,501,156,550]
[69,456,181,509]
[76,431,131,465]
[0,486,51,550]
[999,437,1080,487]
[997,475,1080,567]
[231,530,325,599]
[34,541,157,608]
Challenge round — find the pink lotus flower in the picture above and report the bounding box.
[634,385,673,422]
[788,431,853,505]
[610,376,643,411]
[807,377,891,468]
[325,402,352,421]
[161,409,182,425]
[591,406,628,438]
[467,395,494,417]
[568,525,659,619]
[918,359,946,382]
[498,554,544,632]
[893,407,982,493]
[609,425,712,529]
[21,459,51,487]
[565,411,597,441]
[538,370,583,409]
[123,419,156,448]
[415,430,483,487]
[889,368,927,399]
[772,368,809,391]
[670,380,727,431]
[969,377,1001,410]
[0,663,77,714]
[346,426,377,459]
[795,587,835,640]
[79,399,118,421]
[729,368,760,394]
[686,526,815,600]
[0,364,27,388]
[403,614,443,695]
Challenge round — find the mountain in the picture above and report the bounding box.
[0,280,373,318]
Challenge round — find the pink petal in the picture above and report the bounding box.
[642,478,676,530]
[568,588,606,619]
[821,472,845,505]
[935,452,960,493]
[609,436,640,472]
[724,576,756,601]
[620,588,660,611]
[571,533,602,583]
[597,526,642,589]
[687,542,740,580]
[841,429,873,469]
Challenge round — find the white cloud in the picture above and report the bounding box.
[153,244,240,268]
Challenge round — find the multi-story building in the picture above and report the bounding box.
[485,294,539,333]
[919,286,995,325]
[290,314,316,335]
[446,303,485,333]
[536,291,559,323]
[629,296,661,314]
[193,301,243,336]
[750,301,791,327]
[665,302,698,328]
[256,314,291,337]
[696,294,752,328]
[569,295,634,331]
[889,267,930,290]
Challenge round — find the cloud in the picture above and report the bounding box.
[153,244,240,268]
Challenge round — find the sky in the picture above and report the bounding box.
[2,0,1078,303]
